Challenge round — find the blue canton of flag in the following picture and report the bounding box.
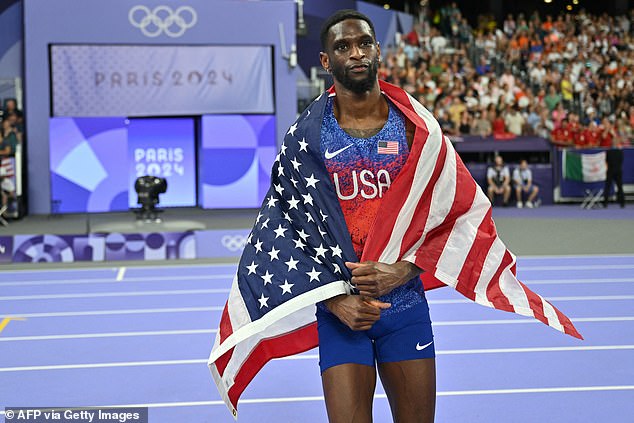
[236,100,357,321]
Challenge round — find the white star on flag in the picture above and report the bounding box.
[261,270,274,285]
[246,261,258,275]
[267,247,280,261]
[258,293,269,309]
[285,256,299,271]
[305,174,319,189]
[306,267,321,282]
[279,280,294,295]
[273,224,288,239]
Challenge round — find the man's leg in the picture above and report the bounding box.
[515,186,523,207]
[322,364,377,423]
[615,170,625,207]
[503,184,511,205]
[527,185,539,203]
[378,359,436,423]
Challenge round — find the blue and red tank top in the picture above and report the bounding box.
[320,95,425,314]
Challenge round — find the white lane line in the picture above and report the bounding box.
[0,385,628,414]
[428,295,634,305]
[0,288,231,301]
[524,278,634,285]
[435,316,634,326]
[0,262,238,275]
[116,267,126,281]
[0,307,223,319]
[0,329,216,342]
[0,273,235,287]
[3,295,630,318]
[3,345,633,372]
[1,316,632,342]
[520,264,634,271]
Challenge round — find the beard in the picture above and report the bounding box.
[331,56,380,95]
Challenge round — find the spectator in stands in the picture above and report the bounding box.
[472,109,493,137]
[0,114,20,156]
[512,159,540,208]
[505,105,526,136]
[487,155,511,206]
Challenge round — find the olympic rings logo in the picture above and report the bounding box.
[128,5,197,38]
[221,235,247,252]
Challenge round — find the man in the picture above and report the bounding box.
[208,10,581,422]
[512,159,539,208]
[487,155,511,206]
[317,10,434,422]
[603,139,625,208]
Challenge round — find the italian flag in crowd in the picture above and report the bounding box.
[563,150,606,182]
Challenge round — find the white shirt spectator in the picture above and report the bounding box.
[505,111,525,135]
[513,167,532,186]
[487,165,510,185]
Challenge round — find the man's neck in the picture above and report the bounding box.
[332,81,385,123]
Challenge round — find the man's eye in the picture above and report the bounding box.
[335,44,348,51]
[361,40,373,47]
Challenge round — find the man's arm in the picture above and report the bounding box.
[347,260,422,298]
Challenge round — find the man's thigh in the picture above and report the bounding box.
[378,358,436,423]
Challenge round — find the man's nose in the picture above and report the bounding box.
[349,44,365,59]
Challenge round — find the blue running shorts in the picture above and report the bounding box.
[316,300,435,373]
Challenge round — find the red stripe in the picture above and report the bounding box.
[398,136,448,260]
[214,346,234,377]
[227,323,319,411]
[360,86,431,261]
[552,303,584,339]
[454,207,496,300]
[485,250,515,312]
[412,151,476,276]
[219,303,233,342]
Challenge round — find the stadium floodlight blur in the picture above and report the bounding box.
[134,175,167,221]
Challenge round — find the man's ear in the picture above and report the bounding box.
[320,52,330,72]
[377,41,382,62]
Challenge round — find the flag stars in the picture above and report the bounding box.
[274,184,284,196]
[280,144,288,156]
[267,196,279,208]
[254,239,263,253]
[267,246,280,261]
[297,229,310,240]
[287,123,298,136]
[298,138,308,152]
[305,174,319,189]
[306,267,322,282]
[333,263,342,274]
[260,218,270,229]
[318,226,327,238]
[287,196,300,210]
[320,210,328,222]
[283,211,292,221]
[246,233,253,244]
[261,270,274,285]
[285,256,299,271]
[305,212,314,223]
[279,279,294,295]
[258,293,270,309]
[277,163,285,177]
[290,177,299,188]
[246,261,258,275]
[314,243,328,258]
[273,224,288,239]
[290,157,302,171]
[330,245,342,258]
[293,237,306,250]
[302,193,314,206]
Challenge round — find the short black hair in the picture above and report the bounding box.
[320,9,376,50]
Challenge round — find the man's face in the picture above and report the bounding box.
[321,19,380,94]
[495,156,503,166]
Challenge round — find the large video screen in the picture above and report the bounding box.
[50,45,274,117]
[50,117,197,213]
[199,115,276,209]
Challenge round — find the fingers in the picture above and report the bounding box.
[364,297,391,309]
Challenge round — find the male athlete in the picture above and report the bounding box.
[317,10,435,423]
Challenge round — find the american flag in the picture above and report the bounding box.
[377,140,399,155]
[0,158,15,177]
[208,81,582,418]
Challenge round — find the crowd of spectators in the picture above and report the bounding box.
[378,3,634,149]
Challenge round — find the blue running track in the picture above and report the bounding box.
[1,255,633,422]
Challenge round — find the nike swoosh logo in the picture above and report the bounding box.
[324,144,353,159]
[416,341,433,351]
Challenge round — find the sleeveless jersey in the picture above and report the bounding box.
[320,95,424,315]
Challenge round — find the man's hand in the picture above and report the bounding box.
[325,294,391,331]
[346,260,421,298]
